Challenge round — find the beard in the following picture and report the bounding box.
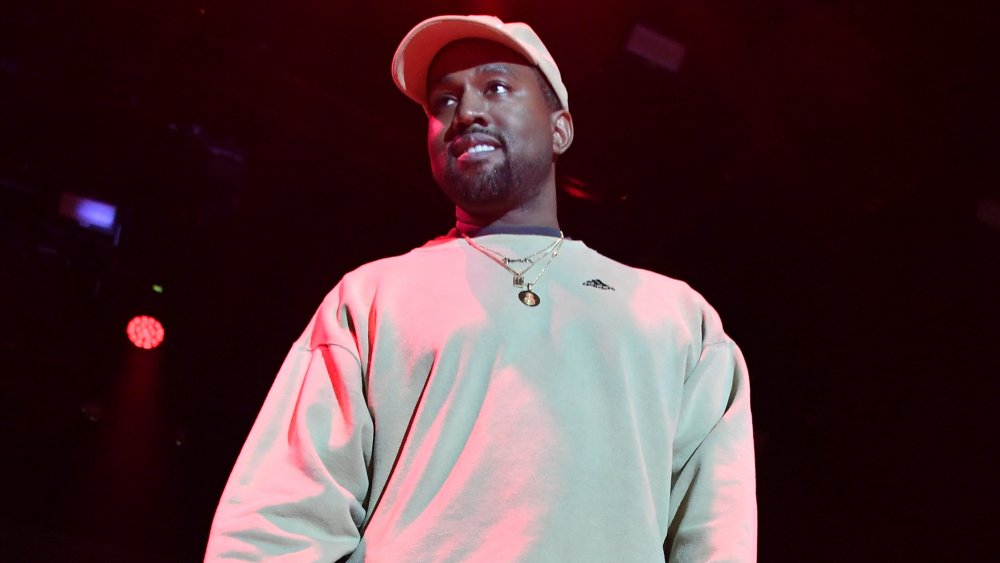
[434,133,551,213]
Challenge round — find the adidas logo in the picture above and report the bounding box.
[583,279,615,291]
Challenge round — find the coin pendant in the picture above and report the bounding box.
[518,290,540,307]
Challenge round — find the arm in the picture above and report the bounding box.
[665,338,757,562]
[205,319,373,561]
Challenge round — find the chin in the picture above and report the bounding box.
[450,192,514,217]
[439,170,512,205]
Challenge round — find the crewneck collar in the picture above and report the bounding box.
[452,225,563,238]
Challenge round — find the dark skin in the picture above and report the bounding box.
[425,39,574,232]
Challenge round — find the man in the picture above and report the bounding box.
[206,15,756,562]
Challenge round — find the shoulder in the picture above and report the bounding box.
[303,241,454,346]
[315,237,461,308]
[574,244,731,347]
[573,244,705,307]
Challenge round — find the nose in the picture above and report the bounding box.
[451,89,488,132]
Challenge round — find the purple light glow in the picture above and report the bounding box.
[58,193,117,232]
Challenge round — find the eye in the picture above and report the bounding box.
[428,93,457,113]
[486,81,511,95]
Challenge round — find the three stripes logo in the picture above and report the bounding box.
[582,279,615,291]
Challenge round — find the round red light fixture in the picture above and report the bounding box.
[127,315,165,350]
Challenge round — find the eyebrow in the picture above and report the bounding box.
[472,63,521,79]
[428,62,523,92]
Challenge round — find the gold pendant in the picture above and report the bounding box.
[518,290,540,307]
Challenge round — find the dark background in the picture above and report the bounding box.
[2,0,997,561]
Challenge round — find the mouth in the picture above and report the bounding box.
[450,132,503,162]
[457,144,499,163]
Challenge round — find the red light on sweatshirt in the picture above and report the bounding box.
[127,315,165,349]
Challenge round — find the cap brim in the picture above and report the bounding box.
[391,16,540,108]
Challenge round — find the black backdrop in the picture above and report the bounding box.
[2,1,997,560]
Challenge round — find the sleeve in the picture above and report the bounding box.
[204,313,374,561]
[665,337,757,562]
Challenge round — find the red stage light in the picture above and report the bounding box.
[126,315,165,350]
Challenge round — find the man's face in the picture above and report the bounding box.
[426,39,559,216]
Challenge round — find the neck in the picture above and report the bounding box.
[454,182,560,234]
[455,214,560,236]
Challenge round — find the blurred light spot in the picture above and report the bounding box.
[560,175,601,201]
[626,24,687,72]
[58,192,117,233]
[81,402,103,422]
[127,315,165,350]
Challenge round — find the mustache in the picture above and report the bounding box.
[450,125,506,147]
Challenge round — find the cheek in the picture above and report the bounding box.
[427,119,448,168]
[510,106,552,142]
[513,119,552,154]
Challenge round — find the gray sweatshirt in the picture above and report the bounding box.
[206,233,757,562]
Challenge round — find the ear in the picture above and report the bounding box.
[550,109,574,155]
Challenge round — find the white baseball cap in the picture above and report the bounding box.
[391,15,569,111]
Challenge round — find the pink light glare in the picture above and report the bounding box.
[127,315,165,349]
[363,368,555,560]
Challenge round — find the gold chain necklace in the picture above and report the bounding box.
[461,231,565,307]
[469,235,561,266]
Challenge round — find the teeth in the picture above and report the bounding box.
[467,145,496,154]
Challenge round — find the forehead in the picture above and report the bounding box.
[426,39,534,91]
